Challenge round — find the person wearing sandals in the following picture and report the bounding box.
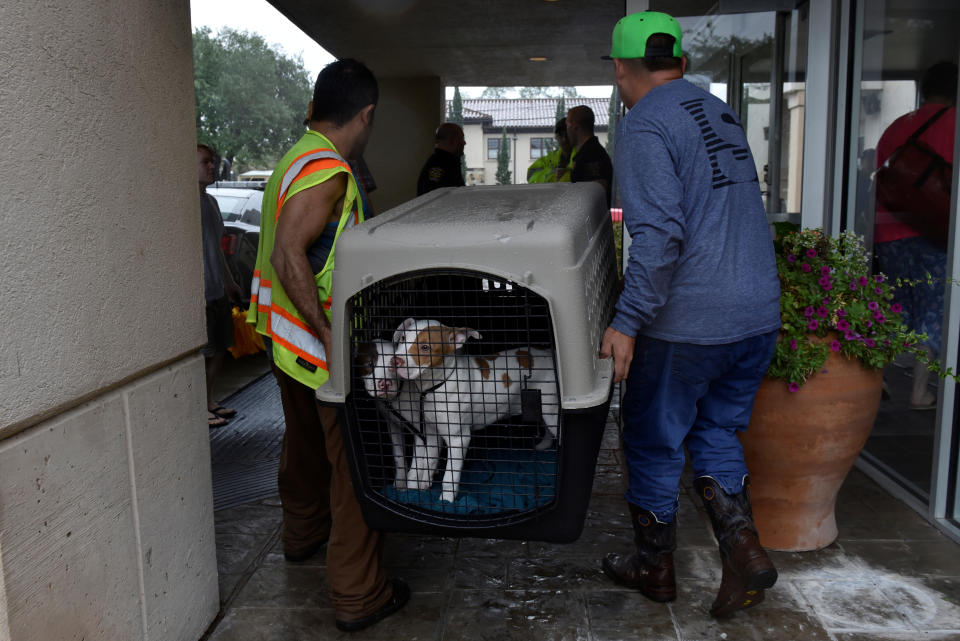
[198,143,243,428]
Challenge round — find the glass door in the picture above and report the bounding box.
[656,2,809,216]
[845,0,960,502]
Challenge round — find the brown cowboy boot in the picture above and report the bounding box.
[602,504,677,602]
[695,475,778,617]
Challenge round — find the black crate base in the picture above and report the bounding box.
[340,395,611,543]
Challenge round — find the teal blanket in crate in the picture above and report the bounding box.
[381,448,557,514]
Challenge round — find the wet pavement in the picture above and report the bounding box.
[203,371,960,641]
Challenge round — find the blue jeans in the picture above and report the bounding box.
[621,331,777,522]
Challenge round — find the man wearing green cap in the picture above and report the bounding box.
[598,11,781,618]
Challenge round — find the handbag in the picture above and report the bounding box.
[874,106,953,247]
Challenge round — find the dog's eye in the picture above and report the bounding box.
[419,344,431,353]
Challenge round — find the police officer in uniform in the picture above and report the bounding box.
[416,122,466,195]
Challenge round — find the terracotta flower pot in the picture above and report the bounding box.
[739,349,883,551]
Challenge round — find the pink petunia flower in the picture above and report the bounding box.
[801,263,812,273]
[858,276,869,286]
[808,319,819,331]
[806,248,817,257]
[891,303,902,313]
[790,339,798,350]
[788,382,801,393]
[837,309,847,317]
[787,254,797,263]
[837,319,850,331]
[830,340,841,352]
[804,306,815,317]
[865,338,876,348]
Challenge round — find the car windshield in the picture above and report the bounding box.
[212,194,247,222]
[239,191,263,226]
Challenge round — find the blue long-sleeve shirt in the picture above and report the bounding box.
[611,79,780,344]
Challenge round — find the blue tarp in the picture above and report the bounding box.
[381,448,557,514]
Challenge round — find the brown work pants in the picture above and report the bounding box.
[272,363,392,619]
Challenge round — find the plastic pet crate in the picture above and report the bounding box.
[319,183,617,542]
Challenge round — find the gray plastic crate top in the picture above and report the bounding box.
[318,182,617,410]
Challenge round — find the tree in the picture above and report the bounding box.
[495,128,511,185]
[555,95,567,123]
[519,86,577,99]
[193,27,313,172]
[606,86,620,155]
[481,86,511,98]
[448,86,466,180]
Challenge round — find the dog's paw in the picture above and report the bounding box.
[407,473,432,491]
[394,476,408,490]
[439,491,457,504]
[534,435,554,451]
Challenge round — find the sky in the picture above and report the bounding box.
[189,0,612,99]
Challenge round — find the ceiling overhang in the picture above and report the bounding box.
[269,0,626,86]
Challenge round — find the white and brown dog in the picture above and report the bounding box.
[390,318,559,503]
[356,339,440,491]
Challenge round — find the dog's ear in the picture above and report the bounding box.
[394,318,416,345]
[448,327,481,349]
[354,341,374,370]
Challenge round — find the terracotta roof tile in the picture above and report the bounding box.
[453,97,612,130]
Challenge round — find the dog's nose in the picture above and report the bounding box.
[378,378,392,391]
[390,356,404,369]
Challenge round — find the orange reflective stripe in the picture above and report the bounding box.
[276,159,352,217]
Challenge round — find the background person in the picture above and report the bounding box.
[246,59,408,632]
[527,118,575,183]
[566,105,613,206]
[198,143,243,428]
[416,122,466,195]
[598,11,781,618]
[874,61,957,410]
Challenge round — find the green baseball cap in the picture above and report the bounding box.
[604,11,683,60]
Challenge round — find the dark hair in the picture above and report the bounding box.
[197,143,215,156]
[311,58,379,126]
[568,105,595,132]
[554,118,567,136]
[625,34,683,73]
[920,61,958,104]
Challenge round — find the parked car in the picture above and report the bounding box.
[208,186,263,304]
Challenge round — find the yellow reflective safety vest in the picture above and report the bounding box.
[526,147,576,184]
[246,130,363,389]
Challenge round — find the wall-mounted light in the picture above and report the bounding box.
[529,56,548,62]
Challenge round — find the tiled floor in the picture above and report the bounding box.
[203,398,960,641]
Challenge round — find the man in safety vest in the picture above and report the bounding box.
[526,118,576,183]
[247,59,409,632]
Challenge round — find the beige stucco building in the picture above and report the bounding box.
[455,98,611,186]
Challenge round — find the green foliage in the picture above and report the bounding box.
[496,127,511,185]
[448,86,464,125]
[480,86,509,98]
[768,229,949,391]
[193,27,313,172]
[449,87,466,180]
[606,86,619,155]
[555,95,566,123]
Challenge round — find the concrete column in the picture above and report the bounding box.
[0,1,219,639]
[363,76,445,213]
